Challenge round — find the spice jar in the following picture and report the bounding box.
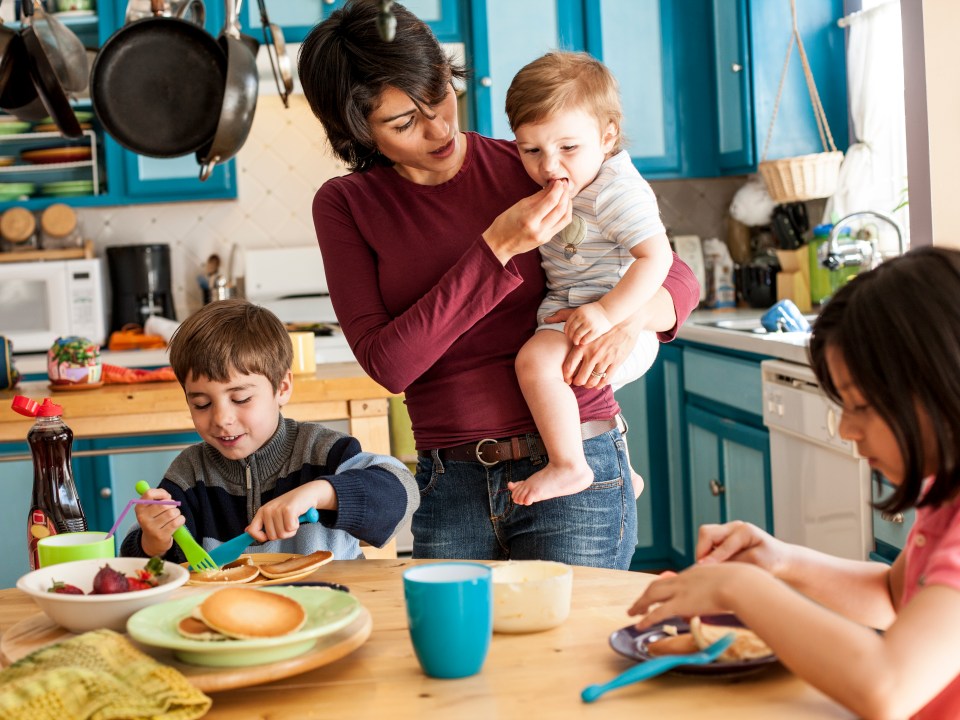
[0,207,37,252]
[39,203,81,250]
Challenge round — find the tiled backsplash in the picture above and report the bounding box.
[76,95,749,321]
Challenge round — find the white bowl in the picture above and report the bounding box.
[492,560,573,633]
[16,557,189,633]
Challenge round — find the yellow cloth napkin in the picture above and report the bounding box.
[0,629,211,720]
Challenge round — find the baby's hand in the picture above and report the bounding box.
[134,486,183,557]
[246,482,331,542]
[565,302,613,345]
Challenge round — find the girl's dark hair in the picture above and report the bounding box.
[298,0,466,172]
[809,246,960,513]
[168,299,293,392]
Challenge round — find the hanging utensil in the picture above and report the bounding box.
[256,0,290,107]
[19,0,80,137]
[0,1,42,120]
[195,0,258,181]
[91,0,226,157]
[33,2,88,94]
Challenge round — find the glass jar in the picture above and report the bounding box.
[39,203,81,250]
[0,207,37,252]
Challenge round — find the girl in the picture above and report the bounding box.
[629,246,960,719]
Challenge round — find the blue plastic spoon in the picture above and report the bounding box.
[581,633,735,703]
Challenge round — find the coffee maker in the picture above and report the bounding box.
[106,244,176,332]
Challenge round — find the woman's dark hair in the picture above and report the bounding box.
[809,246,960,513]
[298,0,466,172]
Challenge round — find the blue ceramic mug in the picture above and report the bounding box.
[760,299,811,333]
[403,562,493,679]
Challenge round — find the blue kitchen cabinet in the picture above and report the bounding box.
[238,0,464,43]
[711,0,848,174]
[680,344,772,566]
[618,343,687,571]
[871,476,916,564]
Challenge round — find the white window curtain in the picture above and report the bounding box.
[825,0,909,256]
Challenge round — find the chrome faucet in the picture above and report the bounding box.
[822,211,905,270]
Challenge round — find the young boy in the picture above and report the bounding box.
[120,298,418,562]
[505,51,673,505]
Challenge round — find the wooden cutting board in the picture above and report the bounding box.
[0,606,372,693]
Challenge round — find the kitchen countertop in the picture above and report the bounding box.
[678,308,815,364]
[0,362,394,446]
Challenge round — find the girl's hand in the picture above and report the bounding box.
[246,481,334,542]
[134,487,182,557]
[482,180,572,265]
[628,562,766,629]
[696,521,788,576]
[564,302,613,346]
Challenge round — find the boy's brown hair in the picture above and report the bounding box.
[168,299,293,392]
[505,51,624,154]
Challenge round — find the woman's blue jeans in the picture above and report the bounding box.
[412,428,637,569]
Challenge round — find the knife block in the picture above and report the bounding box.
[775,248,812,312]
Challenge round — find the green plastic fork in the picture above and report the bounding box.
[134,481,219,572]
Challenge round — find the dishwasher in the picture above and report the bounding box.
[761,359,874,560]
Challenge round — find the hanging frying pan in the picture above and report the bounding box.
[91,0,226,158]
[195,0,257,180]
[19,0,80,137]
[0,8,43,120]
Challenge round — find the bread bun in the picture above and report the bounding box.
[189,560,261,585]
[195,587,307,639]
[258,550,334,579]
[177,615,227,641]
[689,616,773,662]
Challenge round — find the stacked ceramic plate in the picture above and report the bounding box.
[0,182,35,200]
[41,180,94,196]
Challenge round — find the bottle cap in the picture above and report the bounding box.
[11,395,62,417]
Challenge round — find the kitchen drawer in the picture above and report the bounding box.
[683,347,763,417]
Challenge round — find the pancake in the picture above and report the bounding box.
[189,560,261,585]
[647,633,699,656]
[257,550,334,579]
[689,615,773,662]
[177,615,228,641]
[195,587,307,639]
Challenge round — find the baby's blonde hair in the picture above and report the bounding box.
[505,51,624,154]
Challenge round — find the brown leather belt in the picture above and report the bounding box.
[426,417,618,467]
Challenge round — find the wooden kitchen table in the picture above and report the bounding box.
[0,560,854,719]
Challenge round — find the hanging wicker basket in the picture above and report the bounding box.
[758,0,843,203]
[759,150,844,203]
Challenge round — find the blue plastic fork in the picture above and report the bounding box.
[580,633,735,703]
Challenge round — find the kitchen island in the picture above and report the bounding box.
[0,559,854,719]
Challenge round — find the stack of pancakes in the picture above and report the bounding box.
[188,550,333,585]
[177,587,307,640]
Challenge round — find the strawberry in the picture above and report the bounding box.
[125,578,153,592]
[48,580,84,595]
[92,564,129,594]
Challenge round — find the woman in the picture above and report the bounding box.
[298,0,700,568]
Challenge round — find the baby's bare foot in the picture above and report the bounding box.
[508,463,593,505]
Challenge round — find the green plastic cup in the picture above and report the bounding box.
[37,532,115,568]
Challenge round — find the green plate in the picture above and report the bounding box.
[126,586,361,667]
[41,180,94,196]
[0,121,31,135]
[36,111,94,124]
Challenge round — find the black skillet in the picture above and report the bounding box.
[91,0,226,158]
[19,0,79,136]
[0,13,43,120]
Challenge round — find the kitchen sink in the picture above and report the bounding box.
[696,315,819,334]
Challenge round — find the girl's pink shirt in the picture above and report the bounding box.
[901,492,960,719]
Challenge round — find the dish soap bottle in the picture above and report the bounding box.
[12,395,87,571]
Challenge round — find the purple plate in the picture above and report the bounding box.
[609,615,779,676]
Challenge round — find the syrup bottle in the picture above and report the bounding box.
[12,395,87,570]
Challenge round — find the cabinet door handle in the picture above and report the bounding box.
[479,76,493,88]
[731,62,743,73]
[100,487,112,499]
[880,511,904,524]
[709,478,725,496]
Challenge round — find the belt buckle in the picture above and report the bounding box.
[475,438,500,467]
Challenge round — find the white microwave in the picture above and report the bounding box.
[0,258,107,353]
